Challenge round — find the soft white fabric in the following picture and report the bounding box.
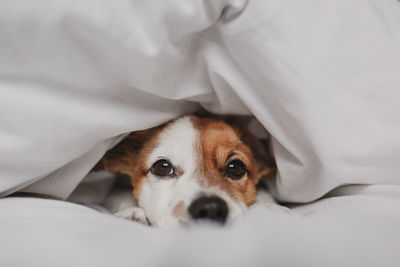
[1,0,400,201]
[1,0,400,265]
[1,187,400,267]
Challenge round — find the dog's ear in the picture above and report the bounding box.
[93,125,162,176]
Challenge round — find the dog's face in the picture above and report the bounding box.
[99,116,274,228]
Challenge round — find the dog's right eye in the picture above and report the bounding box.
[151,159,174,177]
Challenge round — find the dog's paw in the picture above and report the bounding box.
[114,207,149,225]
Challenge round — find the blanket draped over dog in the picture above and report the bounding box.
[1,0,400,266]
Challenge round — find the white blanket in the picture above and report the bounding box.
[1,0,400,266]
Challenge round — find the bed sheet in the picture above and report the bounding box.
[1,185,400,267]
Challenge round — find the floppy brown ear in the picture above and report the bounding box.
[93,126,163,177]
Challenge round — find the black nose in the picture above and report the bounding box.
[188,196,228,224]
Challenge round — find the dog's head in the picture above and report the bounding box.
[99,116,275,228]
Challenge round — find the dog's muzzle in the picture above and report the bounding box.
[188,196,228,224]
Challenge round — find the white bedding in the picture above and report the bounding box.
[1,0,400,266]
[2,188,400,267]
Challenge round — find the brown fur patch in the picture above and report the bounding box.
[191,117,265,206]
[130,124,169,199]
[97,122,170,199]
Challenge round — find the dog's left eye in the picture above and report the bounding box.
[151,159,174,177]
[224,159,247,180]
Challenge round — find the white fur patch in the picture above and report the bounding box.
[139,117,202,228]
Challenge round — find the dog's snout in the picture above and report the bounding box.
[188,196,228,224]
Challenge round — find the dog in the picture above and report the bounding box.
[95,115,281,228]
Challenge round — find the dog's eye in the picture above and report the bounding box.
[151,159,174,177]
[224,159,247,180]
